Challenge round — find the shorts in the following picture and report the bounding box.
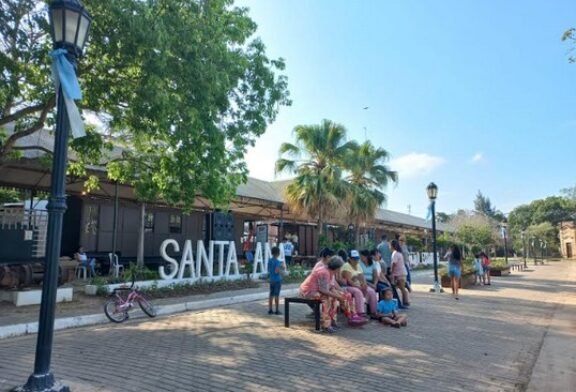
[448,264,461,278]
[270,281,282,297]
[285,255,292,264]
[483,266,491,273]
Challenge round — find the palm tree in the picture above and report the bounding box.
[275,119,354,237]
[344,141,398,245]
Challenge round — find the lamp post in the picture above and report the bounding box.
[521,230,527,269]
[426,182,442,293]
[501,221,508,264]
[16,2,91,391]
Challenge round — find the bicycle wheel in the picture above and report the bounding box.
[137,294,157,318]
[104,299,128,323]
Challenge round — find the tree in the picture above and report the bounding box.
[436,212,451,223]
[473,190,505,222]
[450,212,499,255]
[560,185,576,200]
[562,28,576,63]
[343,141,397,243]
[1,0,290,209]
[275,120,353,237]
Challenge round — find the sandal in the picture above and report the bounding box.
[322,326,337,334]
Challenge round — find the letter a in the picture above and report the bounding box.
[177,240,196,279]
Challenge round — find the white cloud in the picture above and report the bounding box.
[471,152,484,163]
[390,152,445,179]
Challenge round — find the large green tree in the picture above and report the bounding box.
[1,0,290,208]
[473,190,505,222]
[344,140,397,243]
[275,120,353,236]
[450,212,499,255]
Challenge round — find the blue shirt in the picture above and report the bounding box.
[268,258,282,283]
[283,242,294,257]
[360,261,376,283]
[377,299,398,314]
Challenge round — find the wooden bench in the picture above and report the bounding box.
[284,297,322,331]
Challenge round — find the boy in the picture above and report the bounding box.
[268,246,283,315]
[375,288,407,328]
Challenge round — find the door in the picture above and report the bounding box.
[567,243,573,258]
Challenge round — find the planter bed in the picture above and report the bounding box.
[489,266,511,276]
[441,273,476,289]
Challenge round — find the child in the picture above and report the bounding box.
[473,254,484,285]
[375,288,407,328]
[268,246,283,315]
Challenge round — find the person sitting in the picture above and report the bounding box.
[75,246,96,278]
[375,288,408,328]
[340,250,378,318]
[299,256,350,333]
[370,249,393,292]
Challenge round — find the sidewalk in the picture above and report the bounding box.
[0,262,574,391]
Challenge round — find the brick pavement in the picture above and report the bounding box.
[0,261,574,392]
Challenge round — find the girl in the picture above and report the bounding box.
[447,244,463,299]
[481,252,491,285]
[390,240,410,307]
[473,254,484,285]
[375,288,408,328]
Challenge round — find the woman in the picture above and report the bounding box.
[75,246,96,278]
[299,256,349,333]
[340,250,378,317]
[369,249,393,294]
[480,251,491,286]
[390,240,410,307]
[448,244,463,299]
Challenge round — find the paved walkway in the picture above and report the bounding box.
[0,261,574,392]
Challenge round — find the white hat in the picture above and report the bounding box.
[350,250,360,259]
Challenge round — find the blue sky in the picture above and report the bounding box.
[239,0,576,217]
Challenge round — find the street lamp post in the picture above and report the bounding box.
[16,2,91,391]
[521,230,527,269]
[501,221,508,264]
[426,182,442,293]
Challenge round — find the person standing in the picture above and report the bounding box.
[283,238,294,265]
[267,246,284,315]
[377,235,392,278]
[390,240,410,307]
[447,244,463,300]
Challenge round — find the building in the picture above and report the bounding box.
[559,221,576,259]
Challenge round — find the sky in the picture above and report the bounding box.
[237,0,576,218]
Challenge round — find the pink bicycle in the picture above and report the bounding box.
[104,275,157,323]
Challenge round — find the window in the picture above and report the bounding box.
[169,214,182,234]
[144,212,154,233]
[84,205,98,235]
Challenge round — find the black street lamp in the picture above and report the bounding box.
[426,182,442,293]
[521,230,527,269]
[16,2,91,391]
[501,221,508,264]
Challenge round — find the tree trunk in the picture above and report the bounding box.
[137,203,145,269]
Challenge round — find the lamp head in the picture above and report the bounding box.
[49,0,92,58]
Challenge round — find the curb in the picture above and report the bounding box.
[0,287,300,340]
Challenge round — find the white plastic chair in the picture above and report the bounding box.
[75,265,88,280]
[108,253,124,278]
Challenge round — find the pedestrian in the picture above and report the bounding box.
[397,235,412,292]
[447,244,463,299]
[283,238,294,265]
[473,253,484,285]
[375,288,408,328]
[299,256,349,333]
[268,246,283,315]
[75,246,96,278]
[377,235,392,278]
[390,240,410,307]
[481,252,491,285]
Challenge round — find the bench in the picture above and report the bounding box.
[284,297,322,331]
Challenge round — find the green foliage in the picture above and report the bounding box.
[560,185,576,200]
[473,190,505,222]
[451,213,498,253]
[1,0,290,211]
[122,263,160,282]
[0,187,22,203]
[562,28,576,63]
[406,235,422,252]
[282,265,310,284]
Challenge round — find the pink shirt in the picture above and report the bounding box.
[300,266,331,296]
[313,260,337,288]
[391,251,407,277]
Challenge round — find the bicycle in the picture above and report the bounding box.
[103,274,157,323]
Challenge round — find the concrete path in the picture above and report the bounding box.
[0,262,574,392]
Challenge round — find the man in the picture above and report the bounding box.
[377,235,392,277]
[283,238,294,265]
